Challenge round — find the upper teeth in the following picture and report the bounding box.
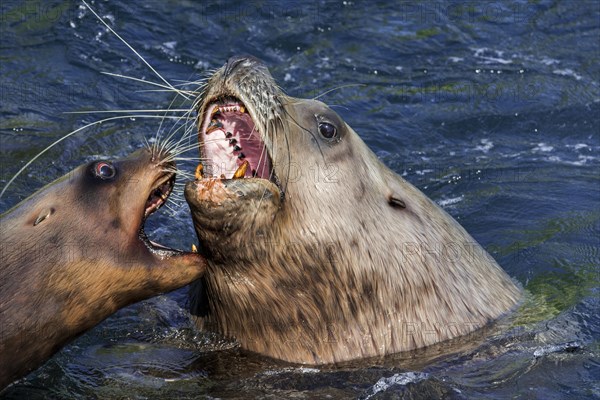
[212,104,246,114]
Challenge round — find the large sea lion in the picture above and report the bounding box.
[0,147,206,389]
[185,56,521,364]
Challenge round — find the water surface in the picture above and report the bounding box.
[1,1,598,398]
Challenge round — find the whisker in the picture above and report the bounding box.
[159,110,197,153]
[171,157,201,162]
[310,84,365,100]
[81,0,189,100]
[100,72,195,96]
[163,138,200,155]
[134,89,199,94]
[65,109,191,114]
[0,114,176,199]
[155,98,185,152]
[162,203,179,216]
[170,78,208,85]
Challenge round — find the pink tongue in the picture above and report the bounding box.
[213,112,271,178]
[218,112,253,139]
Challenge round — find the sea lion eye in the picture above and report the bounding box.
[318,122,337,139]
[93,162,116,180]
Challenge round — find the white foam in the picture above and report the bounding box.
[194,60,210,70]
[471,47,513,64]
[540,56,560,66]
[298,367,320,373]
[475,138,494,153]
[364,372,429,399]
[534,342,581,358]
[415,169,433,176]
[568,155,596,166]
[437,195,464,207]
[552,68,583,81]
[262,366,320,376]
[567,143,589,150]
[532,143,554,152]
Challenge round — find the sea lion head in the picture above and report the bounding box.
[186,56,382,259]
[185,56,520,364]
[0,146,206,388]
[4,147,199,273]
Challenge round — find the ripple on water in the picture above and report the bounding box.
[1,0,599,398]
[361,372,430,399]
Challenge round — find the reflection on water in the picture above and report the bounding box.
[1,0,598,398]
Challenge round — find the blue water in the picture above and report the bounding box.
[1,0,598,398]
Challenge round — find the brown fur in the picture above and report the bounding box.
[0,148,206,389]
[185,56,521,364]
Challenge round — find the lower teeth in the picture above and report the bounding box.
[233,160,249,179]
[195,163,204,179]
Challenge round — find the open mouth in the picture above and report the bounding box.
[144,173,175,218]
[198,96,275,182]
[138,171,184,256]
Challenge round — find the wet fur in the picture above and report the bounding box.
[186,57,521,364]
[0,149,206,389]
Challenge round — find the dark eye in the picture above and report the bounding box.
[93,161,116,180]
[318,122,337,139]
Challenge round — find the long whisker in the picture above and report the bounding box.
[155,96,184,154]
[159,107,197,153]
[170,78,208,85]
[166,139,199,153]
[0,114,175,199]
[170,157,200,162]
[65,109,191,114]
[81,0,188,100]
[135,89,197,93]
[281,105,324,160]
[163,145,201,161]
[154,94,197,158]
[311,83,365,100]
[100,72,194,96]
[159,108,198,160]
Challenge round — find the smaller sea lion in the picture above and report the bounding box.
[0,147,206,390]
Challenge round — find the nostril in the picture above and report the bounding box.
[224,55,264,77]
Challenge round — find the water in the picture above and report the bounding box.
[1,0,598,398]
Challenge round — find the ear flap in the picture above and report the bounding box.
[385,172,408,210]
[34,208,54,226]
[388,196,406,209]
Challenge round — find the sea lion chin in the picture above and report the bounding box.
[0,147,206,390]
[184,56,521,365]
